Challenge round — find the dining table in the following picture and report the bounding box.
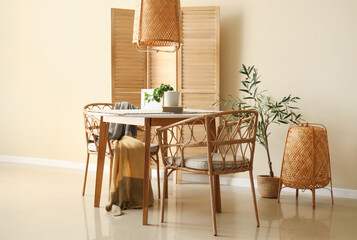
[87,108,218,225]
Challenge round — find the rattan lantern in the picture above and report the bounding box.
[278,123,334,209]
[133,0,182,53]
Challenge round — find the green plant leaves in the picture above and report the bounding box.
[215,64,303,176]
[145,83,174,103]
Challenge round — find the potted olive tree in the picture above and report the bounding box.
[215,65,303,198]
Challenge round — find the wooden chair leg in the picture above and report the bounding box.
[82,153,90,196]
[165,170,170,199]
[330,182,334,205]
[108,156,113,201]
[156,153,161,199]
[249,170,260,227]
[161,168,168,222]
[214,175,221,213]
[277,178,282,203]
[209,175,217,236]
[296,189,299,199]
[312,188,316,209]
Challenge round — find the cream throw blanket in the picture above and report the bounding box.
[106,136,154,216]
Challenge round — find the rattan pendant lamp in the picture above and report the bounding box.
[133,0,182,53]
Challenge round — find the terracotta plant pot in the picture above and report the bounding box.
[257,175,280,198]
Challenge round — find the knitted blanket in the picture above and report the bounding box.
[106,136,154,216]
[108,101,138,140]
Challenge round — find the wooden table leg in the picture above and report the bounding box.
[143,118,151,225]
[94,118,109,207]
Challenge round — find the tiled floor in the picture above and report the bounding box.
[0,162,356,239]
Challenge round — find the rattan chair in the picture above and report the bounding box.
[82,103,114,196]
[82,103,161,198]
[156,110,260,236]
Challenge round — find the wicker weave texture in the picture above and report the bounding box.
[133,0,182,47]
[281,125,330,190]
[157,111,258,173]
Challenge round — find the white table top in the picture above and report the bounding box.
[87,108,219,119]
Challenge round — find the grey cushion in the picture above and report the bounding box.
[88,142,114,153]
[149,143,159,153]
[166,153,249,170]
[88,142,158,154]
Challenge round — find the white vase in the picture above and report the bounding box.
[163,91,180,107]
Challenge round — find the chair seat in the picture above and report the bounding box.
[148,143,159,153]
[88,142,114,153]
[166,153,249,170]
[88,142,159,154]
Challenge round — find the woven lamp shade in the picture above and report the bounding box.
[133,0,182,52]
[278,123,333,208]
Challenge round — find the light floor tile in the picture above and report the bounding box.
[0,162,356,239]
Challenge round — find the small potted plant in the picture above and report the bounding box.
[215,64,303,198]
[145,83,180,107]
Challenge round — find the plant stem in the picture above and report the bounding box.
[265,139,274,177]
[260,113,274,177]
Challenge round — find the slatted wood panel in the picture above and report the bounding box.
[180,7,220,110]
[147,50,177,166]
[179,7,220,158]
[111,9,147,107]
[148,49,177,89]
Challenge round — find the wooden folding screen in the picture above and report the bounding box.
[179,6,220,111]
[112,7,220,110]
[111,9,147,107]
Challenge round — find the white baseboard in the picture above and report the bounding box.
[1,155,357,199]
[178,172,357,199]
[0,155,110,173]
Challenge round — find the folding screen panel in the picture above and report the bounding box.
[147,50,177,89]
[180,6,220,110]
[111,9,147,107]
[178,7,220,161]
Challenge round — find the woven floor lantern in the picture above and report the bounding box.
[278,123,334,209]
[133,0,182,53]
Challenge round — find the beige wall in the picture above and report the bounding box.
[1,0,356,190]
